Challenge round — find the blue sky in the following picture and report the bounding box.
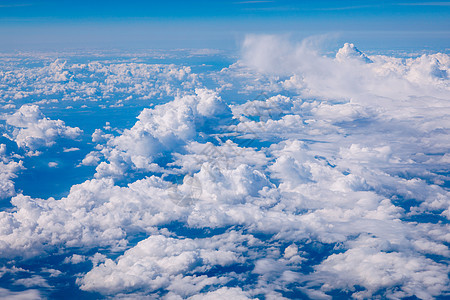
[0,0,449,50]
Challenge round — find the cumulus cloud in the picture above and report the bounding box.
[335,42,373,63]
[0,144,24,199]
[188,287,252,300]
[0,176,189,258]
[3,105,82,151]
[314,237,449,299]
[92,88,232,178]
[240,34,449,102]
[0,56,200,106]
[78,232,253,296]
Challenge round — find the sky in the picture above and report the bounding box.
[0,1,449,299]
[0,0,449,50]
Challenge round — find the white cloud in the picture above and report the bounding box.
[188,287,252,300]
[92,88,232,179]
[63,147,80,152]
[14,275,50,288]
[314,236,449,299]
[0,144,24,199]
[0,288,41,300]
[63,254,86,264]
[240,34,449,103]
[0,57,200,106]
[78,232,252,296]
[335,43,373,63]
[3,105,82,151]
[80,151,101,166]
[0,174,199,258]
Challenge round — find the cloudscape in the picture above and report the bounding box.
[0,1,449,299]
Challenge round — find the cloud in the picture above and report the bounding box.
[63,254,86,264]
[311,4,382,11]
[0,4,33,8]
[63,147,79,152]
[235,1,274,4]
[188,287,252,299]
[3,105,82,151]
[92,88,232,179]
[0,57,200,107]
[397,2,450,6]
[0,288,41,300]
[241,35,449,103]
[0,144,24,199]
[335,43,373,63]
[14,275,50,288]
[0,176,190,258]
[78,232,253,296]
[313,236,449,299]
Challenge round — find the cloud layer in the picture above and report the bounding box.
[0,38,448,299]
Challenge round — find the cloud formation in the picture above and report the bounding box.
[91,88,232,178]
[0,57,200,109]
[0,39,449,298]
[0,144,24,199]
[3,105,82,152]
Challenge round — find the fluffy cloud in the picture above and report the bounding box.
[0,56,200,106]
[3,105,82,151]
[188,287,252,300]
[78,232,253,297]
[0,144,24,199]
[0,176,188,258]
[92,88,232,178]
[314,235,449,299]
[240,35,449,102]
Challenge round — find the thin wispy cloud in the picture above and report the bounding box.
[0,3,32,8]
[235,1,274,4]
[242,6,298,12]
[242,4,382,12]
[311,4,382,11]
[397,1,450,6]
